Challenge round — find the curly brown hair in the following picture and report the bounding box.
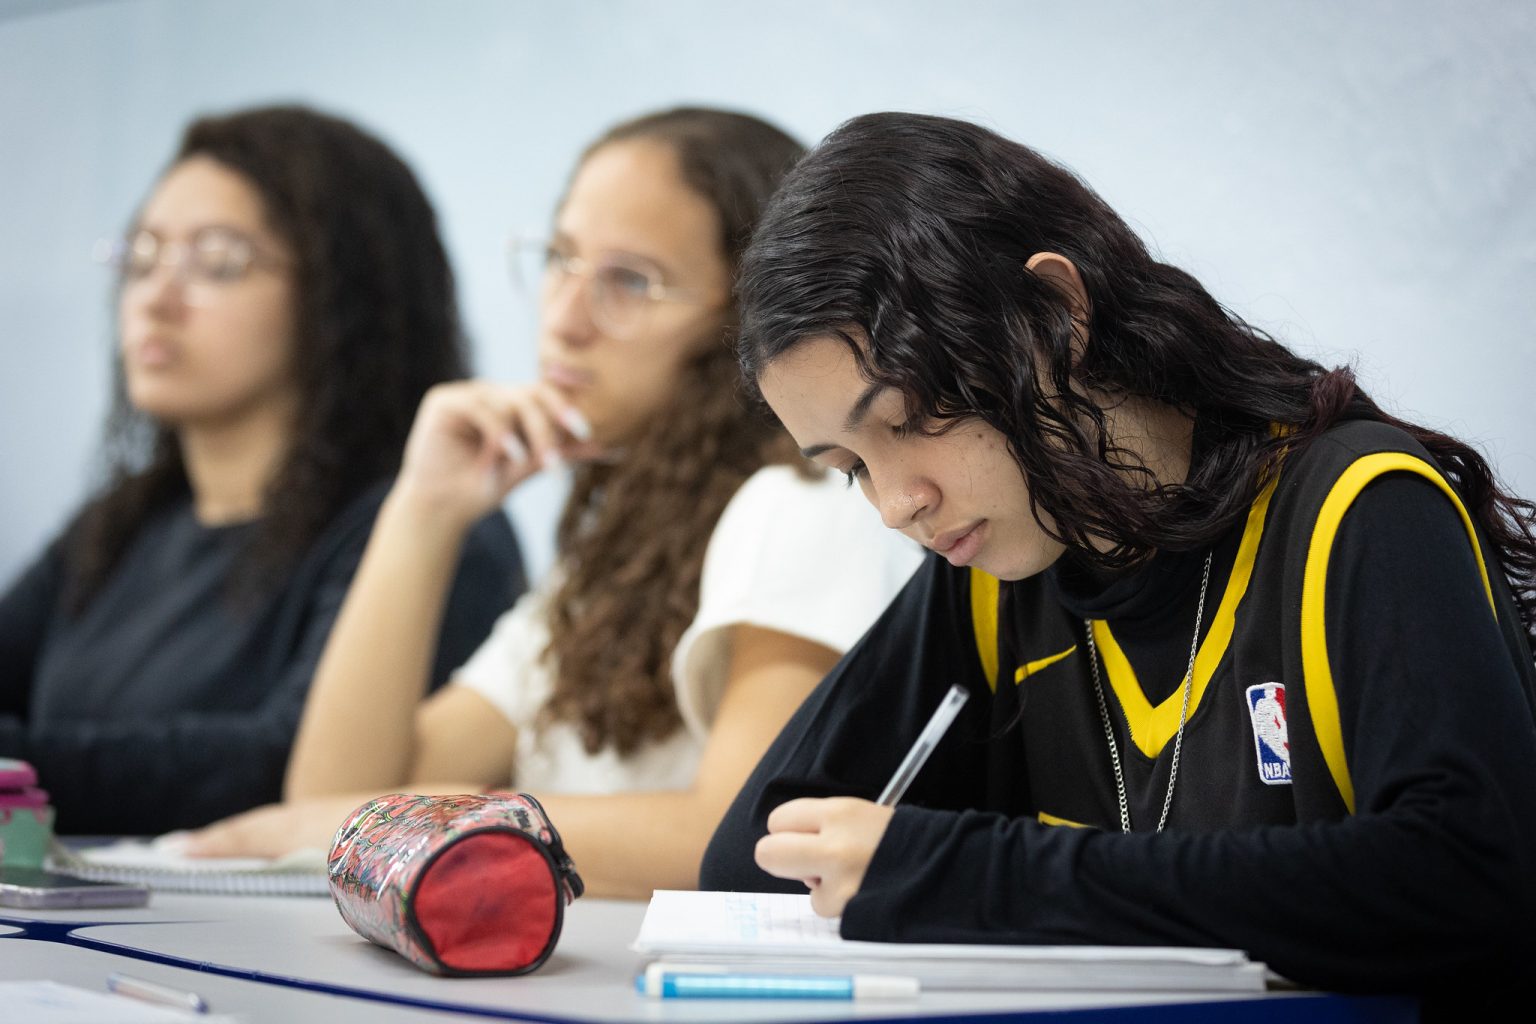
[539,108,807,756]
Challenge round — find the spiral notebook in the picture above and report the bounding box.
[48,836,330,897]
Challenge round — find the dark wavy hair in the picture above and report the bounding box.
[541,108,808,756]
[737,111,1536,646]
[66,104,469,609]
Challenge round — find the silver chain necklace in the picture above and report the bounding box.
[1082,551,1213,834]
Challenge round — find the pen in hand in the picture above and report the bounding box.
[876,684,969,806]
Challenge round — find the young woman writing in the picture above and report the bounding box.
[703,112,1536,999]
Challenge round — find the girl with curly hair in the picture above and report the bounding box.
[0,105,524,834]
[190,108,920,896]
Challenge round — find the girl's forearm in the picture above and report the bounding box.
[533,789,722,899]
[285,487,471,798]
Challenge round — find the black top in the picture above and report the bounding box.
[0,481,526,834]
[701,422,1536,999]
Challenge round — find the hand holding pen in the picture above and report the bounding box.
[755,685,969,918]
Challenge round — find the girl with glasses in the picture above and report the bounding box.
[188,108,921,897]
[703,112,1536,1001]
[0,106,525,834]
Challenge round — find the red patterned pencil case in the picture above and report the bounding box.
[327,792,583,975]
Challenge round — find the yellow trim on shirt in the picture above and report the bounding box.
[970,569,1001,692]
[1300,453,1495,814]
[1015,645,1078,685]
[1092,476,1279,759]
[1037,810,1091,829]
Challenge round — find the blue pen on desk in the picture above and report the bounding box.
[877,684,969,805]
[637,963,919,1000]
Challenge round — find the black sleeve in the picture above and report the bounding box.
[0,701,311,835]
[837,475,1536,995]
[2,506,531,835]
[700,553,996,891]
[0,538,67,714]
[427,510,527,690]
[0,518,374,834]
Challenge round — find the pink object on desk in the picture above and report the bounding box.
[329,792,583,976]
[0,787,50,810]
[0,758,38,789]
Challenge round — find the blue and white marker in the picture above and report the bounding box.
[637,962,920,1000]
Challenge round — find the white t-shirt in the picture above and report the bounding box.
[453,465,922,795]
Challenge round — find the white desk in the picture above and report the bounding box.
[0,940,448,1022]
[0,895,1418,1023]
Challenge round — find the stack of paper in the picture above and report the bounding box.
[633,891,1269,992]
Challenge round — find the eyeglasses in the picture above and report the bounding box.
[508,236,722,339]
[95,226,287,306]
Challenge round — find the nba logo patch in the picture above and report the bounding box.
[1245,683,1291,785]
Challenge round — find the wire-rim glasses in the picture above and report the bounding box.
[95,226,288,305]
[508,235,721,339]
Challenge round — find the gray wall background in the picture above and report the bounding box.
[2,0,1532,586]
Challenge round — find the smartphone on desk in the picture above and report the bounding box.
[0,866,149,909]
